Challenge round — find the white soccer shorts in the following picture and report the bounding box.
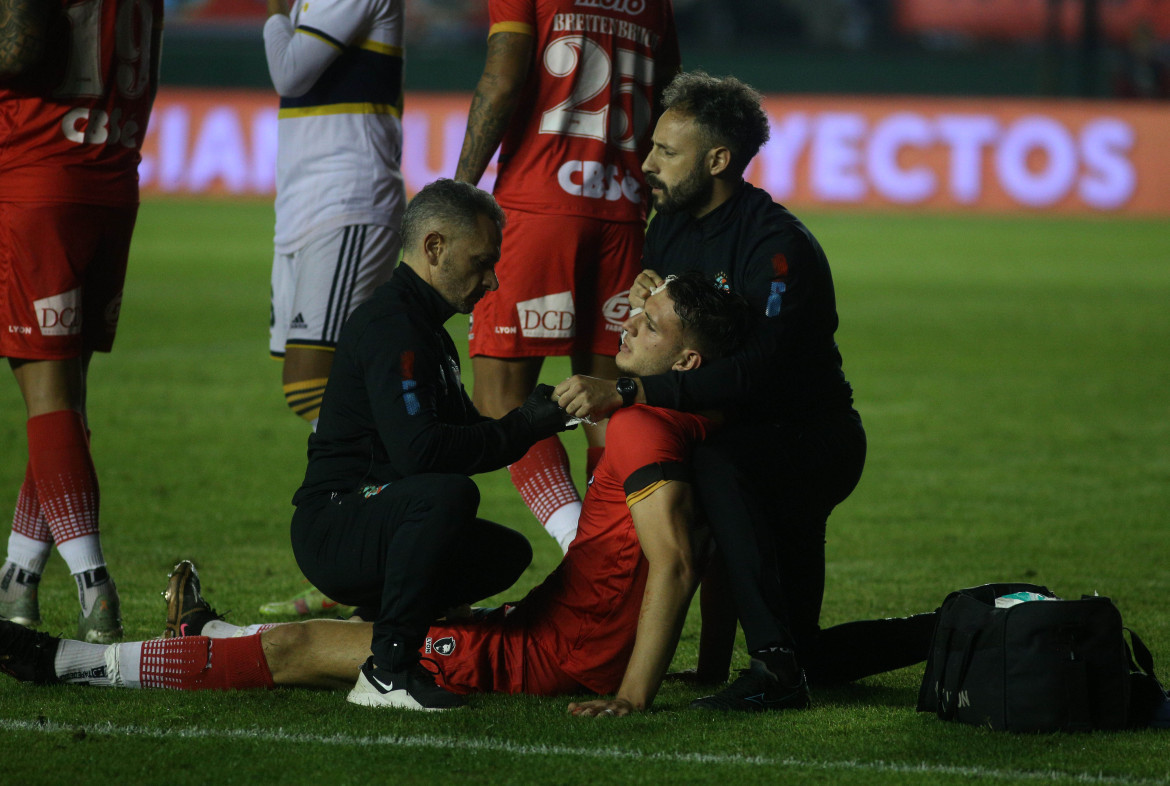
[269,224,400,357]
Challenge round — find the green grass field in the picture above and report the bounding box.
[2,199,1169,785]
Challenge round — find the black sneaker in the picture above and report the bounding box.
[162,561,223,638]
[346,656,466,711]
[0,617,60,685]
[690,650,811,712]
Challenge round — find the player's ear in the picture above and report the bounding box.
[672,348,702,372]
[423,230,446,264]
[708,146,731,177]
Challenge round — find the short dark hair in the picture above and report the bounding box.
[662,71,770,178]
[665,270,754,361]
[401,179,506,249]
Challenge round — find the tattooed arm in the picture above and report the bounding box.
[0,0,52,77]
[453,30,533,186]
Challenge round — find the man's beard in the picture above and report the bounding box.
[646,162,713,215]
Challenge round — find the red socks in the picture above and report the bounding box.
[137,635,275,691]
[507,436,580,525]
[26,410,99,545]
[11,463,50,542]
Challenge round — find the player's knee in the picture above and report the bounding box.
[470,361,538,417]
[471,387,525,419]
[262,622,310,653]
[283,377,328,423]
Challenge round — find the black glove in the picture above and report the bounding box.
[517,384,576,439]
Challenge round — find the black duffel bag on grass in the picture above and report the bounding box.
[916,582,1166,732]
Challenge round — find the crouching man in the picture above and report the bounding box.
[0,272,753,716]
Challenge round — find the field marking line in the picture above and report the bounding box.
[2,718,1167,785]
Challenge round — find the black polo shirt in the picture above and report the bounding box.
[639,180,855,422]
[293,263,537,506]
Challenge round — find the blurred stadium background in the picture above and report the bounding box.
[150,0,1170,216]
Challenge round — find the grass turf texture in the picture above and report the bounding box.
[2,198,1168,785]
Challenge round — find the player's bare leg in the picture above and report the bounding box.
[3,354,123,643]
[261,619,373,689]
[472,355,581,551]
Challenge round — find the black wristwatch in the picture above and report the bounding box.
[616,377,638,408]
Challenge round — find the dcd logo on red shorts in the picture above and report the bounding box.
[517,291,576,339]
[34,289,83,337]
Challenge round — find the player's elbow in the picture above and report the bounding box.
[269,70,317,98]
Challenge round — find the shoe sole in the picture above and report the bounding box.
[345,678,463,711]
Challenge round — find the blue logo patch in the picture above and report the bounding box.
[765,281,786,318]
[402,379,420,415]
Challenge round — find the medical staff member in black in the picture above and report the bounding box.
[554,72,934,711]
[291,179,572,711]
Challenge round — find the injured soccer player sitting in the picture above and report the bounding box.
[0,272,755,716]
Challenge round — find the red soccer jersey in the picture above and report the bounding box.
[487,0,679,223]
[0,0,162,206]
[517,404,712,695]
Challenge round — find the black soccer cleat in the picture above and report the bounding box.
[346,656,467,711]
[690,650,812,712]
[0,617,61,685]
[162,560,224,638]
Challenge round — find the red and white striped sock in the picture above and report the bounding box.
[5,464,53,578]
[118,635,275,690]
[27,411,105,571]
[508,436,581,553]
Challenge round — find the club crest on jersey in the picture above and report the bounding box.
[713,273,730,292]
[425,636,456,656]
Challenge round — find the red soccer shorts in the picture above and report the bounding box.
[423,608,583,697]
[468,209,643,359]
[0,201,137,360]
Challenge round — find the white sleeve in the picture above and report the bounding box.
[263,14,345,98]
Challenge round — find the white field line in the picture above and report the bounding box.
[2,718,1167,785]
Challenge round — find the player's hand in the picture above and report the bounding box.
[627,269,665,311]
[518,384,574,438]
[567,697,636,717]
[553,375,624,423]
